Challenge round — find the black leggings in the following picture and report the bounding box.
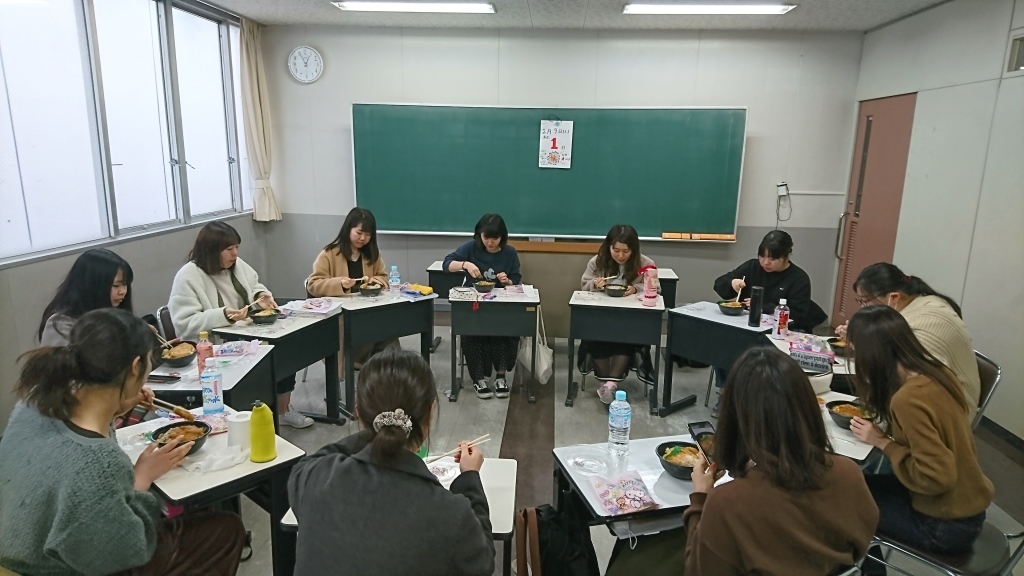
[462,336,519,382]
[865,474,985,554]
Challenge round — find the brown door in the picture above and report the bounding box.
[831,93,917,328]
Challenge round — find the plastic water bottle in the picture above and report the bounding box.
[772,298,790,339]
[389,265,401,293]
[201,364,224,414]
[196,331,213,373]
[608,390,631,457]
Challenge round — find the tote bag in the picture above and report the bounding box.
[518,304,553,385]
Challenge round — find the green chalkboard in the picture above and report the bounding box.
[352,104,746,238]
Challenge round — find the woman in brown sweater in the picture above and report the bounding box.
[308,208,398,372]
[684,348,878,576]
[847,305,993,559]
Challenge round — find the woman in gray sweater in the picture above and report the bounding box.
[289,348,495,575]
[0,309,245,576]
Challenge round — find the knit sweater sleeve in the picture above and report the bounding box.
[48,454,161,575]
[882,390,959,496]
[581,256,601,291]
[683,492,741,575]
[448,471,495,576]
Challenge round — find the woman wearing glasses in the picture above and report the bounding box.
[836,263,980,420]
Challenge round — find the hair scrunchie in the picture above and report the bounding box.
[372,408,413,436]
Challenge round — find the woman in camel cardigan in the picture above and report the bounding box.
[168,221,313,428]
[307,208,399,373]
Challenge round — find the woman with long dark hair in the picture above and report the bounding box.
[837,263,981,418]
[288,349,494,575]
[442,214,522,399]
[847,306,992,563]
[168,221,312,428]
[0,309,245,575]
[578,224,657,403]
[38,248,134,347]
[682,348,877,575]
[308,207,398,373]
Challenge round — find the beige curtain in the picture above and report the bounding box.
[240,19,281,221]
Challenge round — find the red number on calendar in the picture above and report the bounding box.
[551,138,557,149]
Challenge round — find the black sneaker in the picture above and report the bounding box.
[473,380,493,399]
[494,378,509,398]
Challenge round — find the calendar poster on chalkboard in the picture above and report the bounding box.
[539,120,573,169]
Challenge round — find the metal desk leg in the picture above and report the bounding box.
[269,466,297,576]
[338,314,357,420]
[649,344,660,415]
[565,338,579,407]
[528,321,537,403]
[655,326,697,418]
[449,334,461,402]
[503,537,512,576]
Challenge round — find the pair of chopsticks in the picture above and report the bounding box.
[425,434,490,464]
[155,333,174,349]
[228,294,272,320]
[151,397,196,421]
[734,276,746,302]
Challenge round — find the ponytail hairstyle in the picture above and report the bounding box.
[355,348,439,463]
[847,305,967,424]
[853,262,962,318]
[17,308,160,421]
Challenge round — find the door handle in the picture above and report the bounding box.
[835,212,848,259]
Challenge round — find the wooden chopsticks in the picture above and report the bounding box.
[151,397,196,421]
[424,434,490,464]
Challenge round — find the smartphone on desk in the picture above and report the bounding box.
[146,374,181,384]
[687,420,717,466]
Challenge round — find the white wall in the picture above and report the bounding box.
[260,27,861,309]
[858,0,1024,438]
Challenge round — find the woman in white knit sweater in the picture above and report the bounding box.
[168,221,312,428]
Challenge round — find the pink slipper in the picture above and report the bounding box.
[597,381,618,404]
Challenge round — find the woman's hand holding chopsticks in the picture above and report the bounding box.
[455,441,484,473]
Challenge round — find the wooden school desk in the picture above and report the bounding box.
[336,293,436,418]
[117,410,304,576]
[281,458,518,576]
[660,302,772,417]
[566,291,665,413]
[213,313,346,425]
[148,345,276,426]
[448,288,540,403]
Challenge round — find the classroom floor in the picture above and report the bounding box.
[238,321,1024,576]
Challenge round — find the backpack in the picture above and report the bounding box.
[515,504,600,576]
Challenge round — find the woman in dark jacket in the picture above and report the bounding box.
[288,348,494,576]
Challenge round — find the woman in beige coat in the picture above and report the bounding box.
[308,208,398,374]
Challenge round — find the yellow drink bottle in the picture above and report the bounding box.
[249,401,277,463]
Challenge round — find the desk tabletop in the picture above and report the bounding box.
[428,260,447,272]
[117,410,305,503]
[340,292,438,310]
[816,391,873,460]
[148,345,273,392]
[281,457,517,535]
[213,315,330,340]
[670,301,772,333]
[570,290,665,312]
[657,268,678,281]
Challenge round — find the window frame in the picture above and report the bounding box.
[0,0,250,268]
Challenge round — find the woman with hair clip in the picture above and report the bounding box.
[0,309,245,576]
[169,221,312,428]
[680,348,877,576]
[847,306,992,572]
[288,348,494,575]
[578,224,657,403]
[308,207,399,372]
[836,262,981,419]
[39,248,136,347]
[707,230,828,415]
[443,213,522,400]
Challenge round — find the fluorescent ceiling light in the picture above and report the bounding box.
[333,2,495,13]
[623,4,796,15]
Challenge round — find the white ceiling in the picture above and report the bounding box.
[208,0,950,31]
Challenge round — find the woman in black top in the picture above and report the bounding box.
[709,231,827,415]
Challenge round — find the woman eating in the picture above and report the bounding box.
[838,262,981,420]
[709,230,827,415]
[168,221,312,428]
[847,306,992,566]
[683,348,878,575]
[288,348,494,575]
[0,309,245,575]
[442,213,522,400]
[578,224,656,403]
[307,207,398,372]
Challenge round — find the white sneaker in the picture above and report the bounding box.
[280,409,313,428]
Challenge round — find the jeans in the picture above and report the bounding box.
[865,474,985,554]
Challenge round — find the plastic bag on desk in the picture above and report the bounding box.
[181,445,249,473]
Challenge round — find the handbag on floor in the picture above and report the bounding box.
[518,305,553,385]
[515,504,600,576]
